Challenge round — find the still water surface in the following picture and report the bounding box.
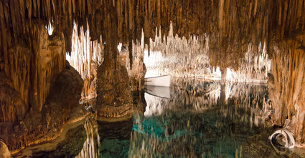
[30,79,304,158]
[99,79,273,158]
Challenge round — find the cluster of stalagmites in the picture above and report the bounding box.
[66,22,146,101]
[66,22,104,100]
[145,24,271,83]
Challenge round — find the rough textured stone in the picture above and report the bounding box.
[0,23,66,116]
[96,61,132,115]
[0,72,26,122]
[0,62,85,152]
[0,141,11,158]
[0,84,26,123]
[31,125,87,158]
[268,33,305,144]
[1,0,304,72]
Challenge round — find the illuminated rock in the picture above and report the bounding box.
[268,33,305,144]
[0,141,11,158]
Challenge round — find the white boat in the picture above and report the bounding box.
[144,75,171,87]
[145,85,170,99]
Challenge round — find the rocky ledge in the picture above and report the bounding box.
[0,62,86,153]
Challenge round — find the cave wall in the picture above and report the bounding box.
[34,26,66,111]
[0,24,66,123]
[268,33,305,143]
[0,73,26,122]
[0,62,84,152]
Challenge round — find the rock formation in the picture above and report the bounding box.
[0,62,85,152]
[66,22,104,100]
[268,33,305,144]
[145,24,271,82]
[0,72,26,122]
[96,60,133,120]
[0,141,11,158]
[2,0,304,74]
[30,125,87,158]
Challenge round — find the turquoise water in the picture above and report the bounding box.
[29,79,304,157]
[98,80,279,158]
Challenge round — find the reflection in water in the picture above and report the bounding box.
[145,86,171,99]
[130,79,272,157]
[76,119,100,158]
[28,79,304,157]
[98,119,133,158]
[30,125,87,158]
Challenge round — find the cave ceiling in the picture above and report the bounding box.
[1,0,304,54]
[0,0,305,114]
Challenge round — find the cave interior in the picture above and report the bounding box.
[1,0,305,157]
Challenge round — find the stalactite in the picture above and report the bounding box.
[0,0,303,95]
[66,22,104,100]
[1,0,303,63]
[226,42,271,83]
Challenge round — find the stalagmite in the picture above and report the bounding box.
[66,22,104,99]
[144,23,271,83]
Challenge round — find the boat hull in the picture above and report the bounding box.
[145,75,171,87]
